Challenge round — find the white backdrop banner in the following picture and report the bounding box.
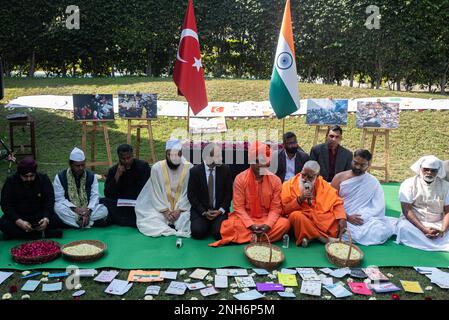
[5,95,449,118]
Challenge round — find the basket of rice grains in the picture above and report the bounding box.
[325,228,364,267]
[61,240,106,262]
[244,233,285,270]
[11,240,61,265]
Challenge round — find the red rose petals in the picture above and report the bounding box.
[11,241,60,258]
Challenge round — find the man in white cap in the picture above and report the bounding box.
[135,139,193,237]
[53,147,109,228]
[396,155,449,251]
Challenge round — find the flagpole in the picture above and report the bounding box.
[187,104,191,136]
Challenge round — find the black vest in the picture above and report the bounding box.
[58,169,94,203]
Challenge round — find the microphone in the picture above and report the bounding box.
[304,182,312,206]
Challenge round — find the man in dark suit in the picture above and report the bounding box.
[310,125,353,182]
[275,132,310,183]
[188,143,233,240]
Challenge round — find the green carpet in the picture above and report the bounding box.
[1,182,449,270]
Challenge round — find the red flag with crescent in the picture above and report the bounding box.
[173,0,208,115]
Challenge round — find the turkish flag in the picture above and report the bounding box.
[173,0,208,115]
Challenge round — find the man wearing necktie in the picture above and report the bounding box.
[188,143,233,239]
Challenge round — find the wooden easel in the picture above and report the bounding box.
[312,125,330,145]
[360,128,391,182]
[81,121,113,170]
[126,119,156,164]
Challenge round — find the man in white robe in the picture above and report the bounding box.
[396,155,449,251]
[53,148,108,228]
[332,149,395,245]
[135,139,193,237]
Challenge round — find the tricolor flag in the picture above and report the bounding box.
[269,0,300,119]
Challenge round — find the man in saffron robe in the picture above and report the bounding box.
[210,141,290,247]
[281,160,347,247]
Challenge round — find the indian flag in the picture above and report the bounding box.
[269,0,300,119]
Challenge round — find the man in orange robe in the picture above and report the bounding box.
[210,141,290,247]
[281,160,347,247]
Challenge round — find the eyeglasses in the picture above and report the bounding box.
[422,168,438,173]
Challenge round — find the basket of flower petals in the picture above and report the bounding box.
[244,233,285,270]
[11,240,61,265]
[61,240,106,262]
[325,229,364,267]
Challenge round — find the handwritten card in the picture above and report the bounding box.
[235,276,256,288]
[256,283,285,292]
[233,290,265,300]
[253,269,269,276]
[363,268,389,281]
[190,269,210,280]
[348,282,372,296]
[186,282,207,290]
[105,279,133,296]
[281,268,297,275]
[128,270,163,283]
[319,268,333,275]
[165,281,187,295]
[94,270,119,283]
[349,268,368,279]
[0,271,13,285]
[278,291,296,298]
[216,269,248,276]
[329,268,350,278]
[21,280,40,292]
[278,273,298,287]
[400,280,424,294]
[300,281,321,296]
[42,282,63,292]
[215,275,228,288]
[370,282,401,293]
[200,286,219,297]
[319,275,333,286]
[160,271,178,280]
[324,283,353,298]
[145,285,161,295]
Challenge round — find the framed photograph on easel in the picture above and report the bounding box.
[73,94,114,121]
[118,93,157,119]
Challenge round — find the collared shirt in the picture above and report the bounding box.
[328,145,339,181]
[285,150,297,181]
[204,165,225,214]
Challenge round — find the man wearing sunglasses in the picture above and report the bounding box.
[0,157,62,239]
[396,156,449,251]
[331,149,395,245]
[310,125,353,182]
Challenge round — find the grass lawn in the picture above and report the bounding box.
[0,77,448,300]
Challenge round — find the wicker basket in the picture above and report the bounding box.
[244,233,285,270]
[61,240,106,262]
[325,228,364,268]
[11,240,61,265]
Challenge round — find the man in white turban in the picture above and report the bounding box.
[53,147,108,228]
[135,139,193,237]
[396,155,449,251]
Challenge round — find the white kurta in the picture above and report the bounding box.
[340,173,395,245]
[396,176,449,251]
[53,174,108,228]
[135,159,193,237]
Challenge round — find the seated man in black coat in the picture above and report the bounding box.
[101,144,151,227]
[310,125,353,182]
[275,132,310,183]
[188,143,233,240]
[0,157,62,240]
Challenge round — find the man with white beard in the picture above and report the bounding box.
[396,156,449,251]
